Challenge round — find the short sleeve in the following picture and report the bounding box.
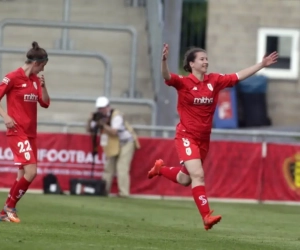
[111,115,125,131]
[214,73,239,91]
[0,75,14,100]
[165,73,184,90]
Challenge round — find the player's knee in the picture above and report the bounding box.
[189,169,205,183]
[27,169,37,180]
[181,180,191,187]
[177,172,191,186]
[24,164,37,181]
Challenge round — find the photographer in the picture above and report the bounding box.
[86,96,140,197]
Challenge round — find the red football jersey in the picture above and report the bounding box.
[165,73,239,139]
[0,67,50,138]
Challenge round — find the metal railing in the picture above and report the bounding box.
[50,96,157,129]
[2,119,299,142]
[0,18,138,97]
[0,47,113,96]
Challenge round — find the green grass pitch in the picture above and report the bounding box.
[0,193,299,250]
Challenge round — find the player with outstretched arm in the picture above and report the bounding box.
[148,44,278,230]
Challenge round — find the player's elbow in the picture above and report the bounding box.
[39,99,50,108]
[40,103,50,109]
[163,73,171,81]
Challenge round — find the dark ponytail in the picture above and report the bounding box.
[32,41,40,50]
[25,41,48,64]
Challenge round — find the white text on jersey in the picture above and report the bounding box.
[1,77,10,85]
[24,94,38,102]
[193,97,213,105]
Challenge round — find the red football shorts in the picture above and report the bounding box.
[7,135,37,169]
[175,135,210,175]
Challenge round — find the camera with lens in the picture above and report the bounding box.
[92,112,106,122]
[91,111,107,132]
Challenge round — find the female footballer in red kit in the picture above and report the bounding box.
[0,41,50,222]
[148,44,278,230]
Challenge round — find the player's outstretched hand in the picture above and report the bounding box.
[262,51,278,67]
[162,43,169,61]
[4,115,16,128]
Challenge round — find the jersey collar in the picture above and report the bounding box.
[188,73,208,84]
[17,67,31,80]
[18,67,37,80]
[18,67,26,77]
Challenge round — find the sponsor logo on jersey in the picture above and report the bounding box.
[193,97,213,105]
[24,93,38,102]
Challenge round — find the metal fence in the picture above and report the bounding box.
[0,47,113,97]
[49,96,157,127]
[1,119,299,144]
[0,5,156,136]
[0,18,138,98]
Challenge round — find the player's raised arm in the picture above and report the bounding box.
[161,43,184,89]
[237,51,278,81]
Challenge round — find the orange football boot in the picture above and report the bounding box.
[147,159,164,179]
[203,210,222,230]
[4,206,20,223]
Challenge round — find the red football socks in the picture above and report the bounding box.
[192,185,210,220]
[1,179,18,214]
[159,166,181,183]
[7,177,31,208]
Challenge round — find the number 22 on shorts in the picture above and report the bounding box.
[182,138,192,156]
[18,140,32,160]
